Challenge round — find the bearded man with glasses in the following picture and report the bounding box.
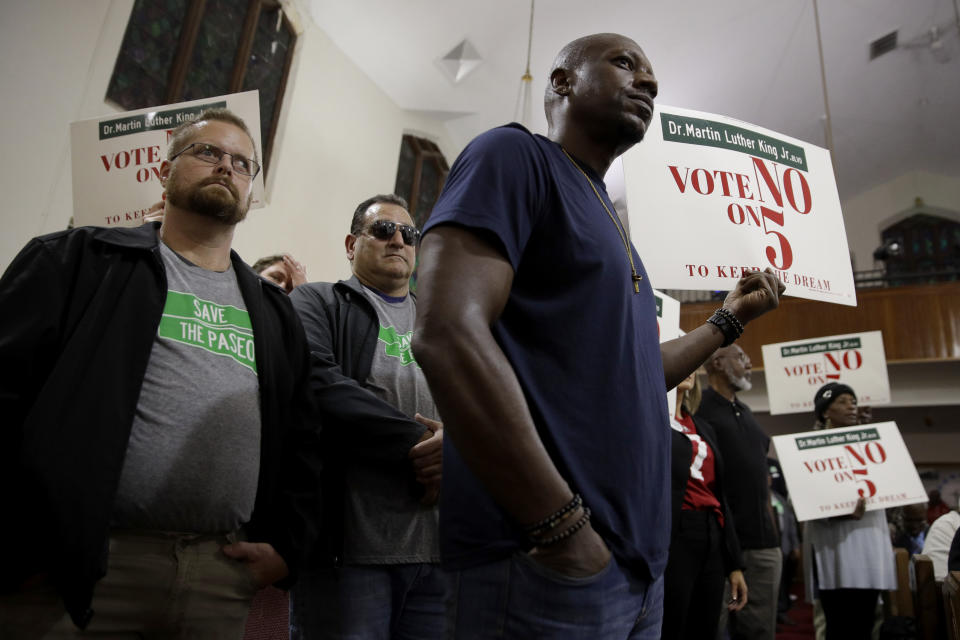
[700,344,783,640]
[288,194,447,639]
[0,108,321,638]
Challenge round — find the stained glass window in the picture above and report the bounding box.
[394,140,417,211]
[881,214,960,284]
[393,135,449,229]
[182,0,246,102]
[242,3,294,165]
[393,135,449,293]
[106,0,296,173]
[107,0,187,109]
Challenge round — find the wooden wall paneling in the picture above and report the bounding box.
[678,282,960,365]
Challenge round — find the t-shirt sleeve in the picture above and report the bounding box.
[423,125,548,270]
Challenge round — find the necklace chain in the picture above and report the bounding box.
[561,148,642,294]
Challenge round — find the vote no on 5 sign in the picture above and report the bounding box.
[761,330,890,415]
[773,422,926,522]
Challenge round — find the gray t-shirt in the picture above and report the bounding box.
[342,286,440,564]
[112,241,261,533]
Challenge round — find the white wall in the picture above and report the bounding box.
[0,0,458,281]
[236,6,458,282]
[0,0,129,273]
[842,171,960,271]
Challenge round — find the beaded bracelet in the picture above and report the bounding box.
[531,507,592,547]
[706,307,743,346]
[523,494,582,538]
[716,307,744,334]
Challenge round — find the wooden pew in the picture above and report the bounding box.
[889,547,915,618]
[913,554,943,640]
[945,571,960,640]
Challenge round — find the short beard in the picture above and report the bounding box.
[167,172,251,225]
[598,118,647,155]
[727,372,752,392]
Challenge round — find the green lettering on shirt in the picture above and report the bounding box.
[379,325,417,366]
[157,290,257,373]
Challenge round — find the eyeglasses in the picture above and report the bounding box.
[170,143,261,178]
[363,219,420,246]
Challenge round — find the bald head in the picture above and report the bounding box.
[552,33,639,76]
[545,33,642,126]
[705,345,736,375]
[542,32,658,167]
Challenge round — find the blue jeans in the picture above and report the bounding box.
[447,551,664,639]
[289,563,449,640]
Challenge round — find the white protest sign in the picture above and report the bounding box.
[70,91,264,228]
[761,330,890,415]
[654,289,681,343]
[772,422,926,522]
[623,105,855,306]
[654,290,681,417]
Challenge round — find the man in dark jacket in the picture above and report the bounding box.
[700,344,782,640]
[288,194,445,639]
[0,109,321,638]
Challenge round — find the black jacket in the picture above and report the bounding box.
[697,387,780,550]
[0,223,322,628]
[289,276,426,564]
[670,414,743,574]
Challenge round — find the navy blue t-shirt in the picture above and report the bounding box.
[422,124,671,580]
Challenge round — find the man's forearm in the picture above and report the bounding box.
[412,225,614,575]
[413,225,577,525]
[661,268,785,389]
[308,369,425,462]
[661,322,726,390]
[291,287,426,462]
[413,319,575,525]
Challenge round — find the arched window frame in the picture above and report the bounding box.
[106,0,297,175]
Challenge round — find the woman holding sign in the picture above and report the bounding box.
[662,372,747,640]
[804,382,896,640]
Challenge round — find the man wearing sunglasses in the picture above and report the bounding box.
[288,194,446,639]
[0,109,320,637]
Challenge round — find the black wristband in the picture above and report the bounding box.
[706,308,743,347]
[716,307,744,334]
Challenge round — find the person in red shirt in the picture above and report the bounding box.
[662,371,748,640]
[928,489,951,525]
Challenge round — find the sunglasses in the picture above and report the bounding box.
[364,219,421,246]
